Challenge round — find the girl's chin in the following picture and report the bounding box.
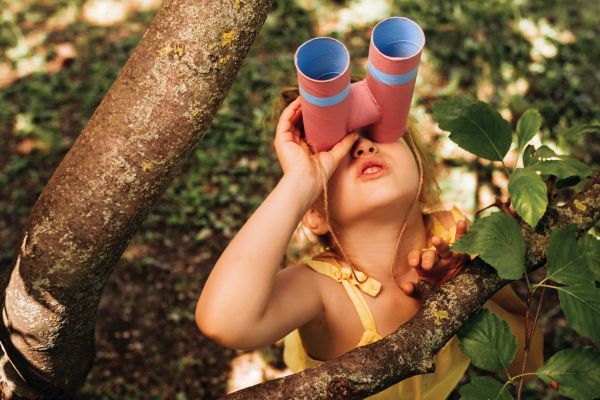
[333,193,418,222]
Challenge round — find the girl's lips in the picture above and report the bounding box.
[356,157,388,178]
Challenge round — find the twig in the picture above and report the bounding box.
[516,285,546,400]
[497,197,515,219]
[501,160,511,179]
[523,291,532,358]
[475,198,515,219]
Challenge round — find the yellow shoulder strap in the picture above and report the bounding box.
[306,259,381,335]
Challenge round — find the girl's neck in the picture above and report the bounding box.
[330,207,428,285]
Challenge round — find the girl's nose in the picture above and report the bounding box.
[352,137,378,158]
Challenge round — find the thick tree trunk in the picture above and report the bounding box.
[221,173,600,400]
[0,0,273,397]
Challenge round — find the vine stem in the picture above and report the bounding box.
[516,285,546,400]
[501,159,511,178]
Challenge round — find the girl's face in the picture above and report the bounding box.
[326,134,421,228]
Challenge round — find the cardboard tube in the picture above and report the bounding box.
[294,17,425,151]
[366,17,425,143]
[295,37,351,151]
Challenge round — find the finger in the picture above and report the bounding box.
[290,105,303,127]
[403,281,416,296]
[408,249,422,267]
[276,99,302,138]
[455,220,468,242]
[431,236,452,259]
[421,250,439,270]
[321,132,359,177]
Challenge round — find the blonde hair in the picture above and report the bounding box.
[269,79,441,266]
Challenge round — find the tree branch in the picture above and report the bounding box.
[0,0,273,396]
[222,168,600,400]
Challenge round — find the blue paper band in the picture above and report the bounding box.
[299,83,351,107]
[367,59,419,86]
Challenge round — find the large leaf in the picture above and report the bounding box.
[458,376,514,400]
[451,212,526,280]
[546,225,600,286]
[507,168,548,228]
[560,124,600,140]
[536,347,600,400]
[527,146,594,180]
[558,285,600,348]
[433,99,512,161]
[457,309,517,372]
[516,109,542,152]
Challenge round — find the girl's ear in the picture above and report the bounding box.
[302,207,329,235]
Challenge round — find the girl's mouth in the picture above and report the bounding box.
[357,158,388,178]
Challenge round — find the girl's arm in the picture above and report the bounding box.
[196,99,358,350]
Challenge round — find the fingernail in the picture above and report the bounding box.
[354,133,359,140]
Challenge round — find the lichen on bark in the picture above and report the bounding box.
[0,0,274,396]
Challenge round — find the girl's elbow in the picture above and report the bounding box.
[195,304,256,350]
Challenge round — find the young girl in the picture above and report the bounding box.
[196,88,543,399]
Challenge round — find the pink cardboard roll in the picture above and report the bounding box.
[365,17,425,143]
[295,38,352,152]
[294,17,425,151]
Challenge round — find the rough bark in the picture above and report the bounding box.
[0,0,273,397]
[222,173,600,400]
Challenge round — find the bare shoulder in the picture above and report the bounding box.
[275,262,335,298]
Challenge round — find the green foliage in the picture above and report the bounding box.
[458,376,514,400]
[556,285,600,349]
[545,225,600,286]
[536,347,600,400]
[526,145,594,187]
[457,309,517,372]
[507,168,547,228]
[560,125,600,141]
[451,212,526,280]
[435,96,599,398]
[516,109,542,153]
[433,99,512,161]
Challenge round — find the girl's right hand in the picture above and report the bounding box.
[275,98,358,190]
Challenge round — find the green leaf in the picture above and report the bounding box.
[560,124,600,140]
[516,109,542,152]
[522,145,534,168]
[433,99,512,161]
[459,376,514,400]
[457,309,518,372]
[507,168,548,228]
[527,146,594,180]
[555,176,582,190]
[536,347,600,400]
[451,212,526,280]
[558,285,600,348]
[546,225,600,286]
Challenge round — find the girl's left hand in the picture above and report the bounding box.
[403,220,470,296]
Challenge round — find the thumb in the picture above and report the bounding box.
[321,133,359,178]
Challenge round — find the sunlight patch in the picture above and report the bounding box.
[83,0,128,26]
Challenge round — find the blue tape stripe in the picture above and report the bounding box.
[299,83,351,107]
[367,59,419,85]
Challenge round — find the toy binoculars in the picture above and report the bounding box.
[295,17,425,152]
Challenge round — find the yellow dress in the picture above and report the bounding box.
[283,208,517,400]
